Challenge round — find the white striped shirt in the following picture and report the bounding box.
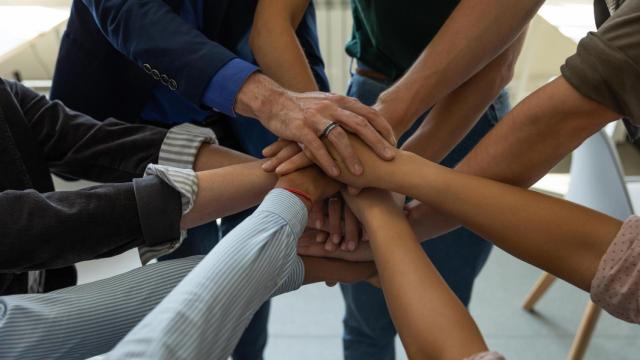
[106,189,307,360]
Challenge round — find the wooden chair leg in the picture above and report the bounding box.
[567,301,601,360]
[522,272,557,311]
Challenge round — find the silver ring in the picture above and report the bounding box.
[320,122,339,138]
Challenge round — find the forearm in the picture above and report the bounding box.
[389,152,622,291]
[250,0,318,92]
[378,0,542,128]
[301,256,375,284]
[193,143,256,171]
[401,32,526,161]
[362,201,487,359]
[181,161,277,229]
[407,76,623,241]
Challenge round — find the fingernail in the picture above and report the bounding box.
[331,166,340,177]
[341,243,348,251]
[315,220,323,229]
[316,234,324,243]
[332,235,341,244]
[348,242,356,251]
[354,163,363,175]
[262,160,272,169]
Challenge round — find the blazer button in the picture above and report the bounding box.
[160,74,169,85]
[151,69,160,80]
[143,64,152,73]
[168,79,178,91]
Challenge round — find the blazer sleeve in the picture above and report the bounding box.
[8,80,167,183]
[81,0,238,104]
[0,176,182,272]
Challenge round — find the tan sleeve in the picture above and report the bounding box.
[561,0,640,125]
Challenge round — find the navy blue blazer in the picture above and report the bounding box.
[51,0,329,126]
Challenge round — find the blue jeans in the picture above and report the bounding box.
[341,72,510,360]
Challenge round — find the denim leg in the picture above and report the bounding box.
[341,73,508,360]
[221,207,270,360]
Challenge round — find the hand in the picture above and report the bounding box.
[298,233,374,262]
[301,256,378,287]
[341,188,401,224]
[265,135,400,190]
[275,166,339,208]
[306,193,364,252]
[236,74,396,177]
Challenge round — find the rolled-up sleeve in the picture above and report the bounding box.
[158,123,218,169]
[561,0,640,127]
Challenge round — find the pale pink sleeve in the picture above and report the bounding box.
[465,351,506,360]
[590,215,640,324]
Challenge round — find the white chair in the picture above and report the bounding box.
[521,128,634,360]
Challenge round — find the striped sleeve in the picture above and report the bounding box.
[106,189,308,360]
[158,123,218,169]
[137,164,199,263]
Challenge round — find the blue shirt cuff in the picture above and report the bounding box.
[202,58,259,117]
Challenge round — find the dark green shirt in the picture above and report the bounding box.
[346,1,460,81]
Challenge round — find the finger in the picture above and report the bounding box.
[275,152,314,175]
[262,139,292,158]
[262,142,302,172]
[335,96,397,147]
[301,130,340,177]
[309,200,326,230]
[324,238,337,252]
[335,108,396,161]
[327,126,363,176]
[344,206,359,251]
[328,197,342,245]
[347,186,362,195]
[316,231,329,243]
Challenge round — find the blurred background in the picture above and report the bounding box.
[1,1,639,359]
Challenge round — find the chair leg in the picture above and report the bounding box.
[522,272,556,311]
[567,301,601,360]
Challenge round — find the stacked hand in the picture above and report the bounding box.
[236,73,397,178]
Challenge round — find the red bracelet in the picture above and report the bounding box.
[281,187,313,206]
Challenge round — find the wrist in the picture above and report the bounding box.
[235,73,285,119]
[376,92,414,137]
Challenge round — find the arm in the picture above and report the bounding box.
[377,0,543,130]
[10,80,165,182]
[9,80,254,181]
[250,0,318,92]
[399,32,525,161]
[81,0,237,104]
[82,0,395,178]
[407,76,621,241]
[344,190,488,359]
[106,168,371,360]
[329,139,622,291]
[244,0,396,176]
